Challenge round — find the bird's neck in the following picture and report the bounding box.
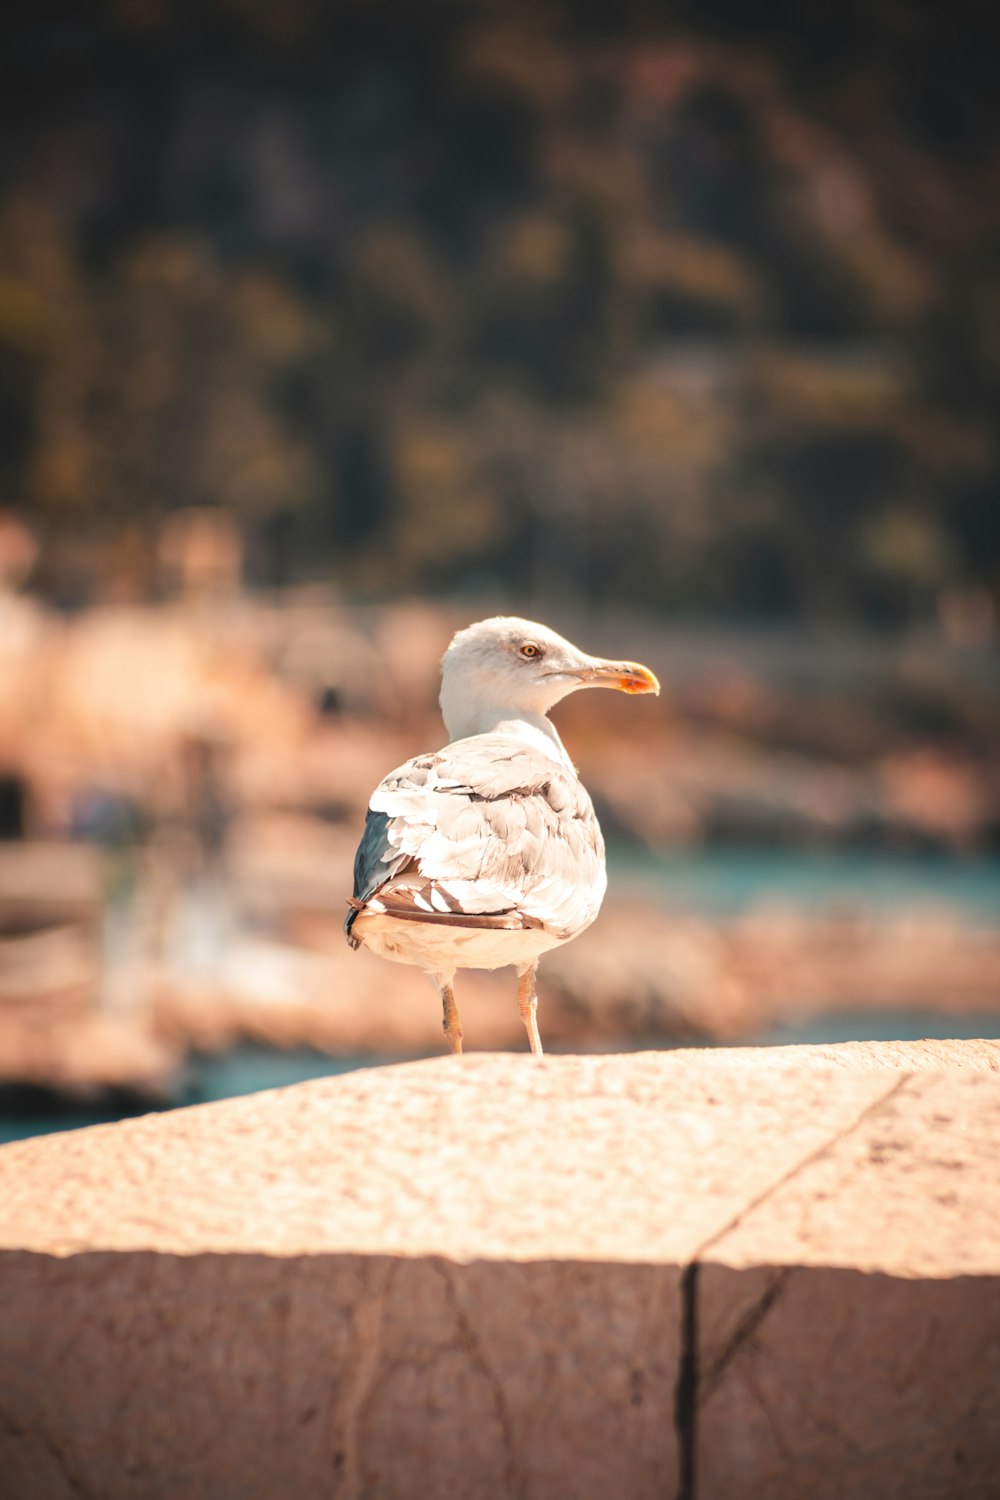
[442,699,574,769]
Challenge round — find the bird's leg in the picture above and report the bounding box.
[440,979,463,1055]
[516,964,544,1057]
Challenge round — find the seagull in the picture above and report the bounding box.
[344,617,659,1055]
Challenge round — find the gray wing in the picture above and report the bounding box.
[344,808,409,944]
[345,734,607,943]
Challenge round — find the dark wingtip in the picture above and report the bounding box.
[344,898,363,945]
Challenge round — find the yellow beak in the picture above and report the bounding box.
[575,661,660,695]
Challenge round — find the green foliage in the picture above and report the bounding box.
[1,0,997,621]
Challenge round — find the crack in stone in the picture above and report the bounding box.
[700,1266,794,1400]
[332,1258,398,1500]
[672,1072,915,1500]
[697,1074,913,1263]
[744,1363,792,1461]
[0,1407,26,1441]
[432,1260,524,1500]
[673,1262,698,1500]
[771,1365,862,1453]
[0,1407,97,1500]
[45,1440,100,1500]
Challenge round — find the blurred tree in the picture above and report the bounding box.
[0,0,996,623]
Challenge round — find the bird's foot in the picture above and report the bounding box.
[516,966,544,1057]
[440,981,464,1055]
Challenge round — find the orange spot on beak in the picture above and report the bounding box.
[576,660,661,695]
[614,664,660,695]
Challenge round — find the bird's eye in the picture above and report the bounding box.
[519,642,542,659]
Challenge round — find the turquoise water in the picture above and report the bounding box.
[0,1050,391,1147]
[3,846,998,1147]
[752,1009,1000,1046]
[6,1008,1000,1148]
[609,846,1000,915]
[187,1046,389,1102]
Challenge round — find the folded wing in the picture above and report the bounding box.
[345,734,607,945]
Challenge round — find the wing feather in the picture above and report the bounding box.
[346,733,606,943]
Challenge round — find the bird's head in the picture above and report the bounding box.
[440,616,659,740]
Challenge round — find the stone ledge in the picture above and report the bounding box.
[1,1040,998,1500]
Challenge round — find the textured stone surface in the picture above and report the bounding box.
[697,1070,1000,1500]
[0,1251,674,1500]
[0,1044,998,1500]
[702,1069,1000,1277]
[0,1051,896,1261]
[716,1036,1000,1075]
[695,1266,1000,1500]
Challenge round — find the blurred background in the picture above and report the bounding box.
[2,0,999,1141]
